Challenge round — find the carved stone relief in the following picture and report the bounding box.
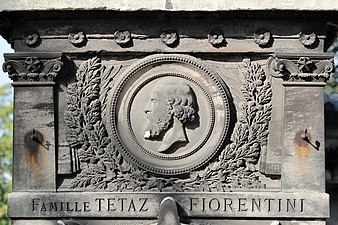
[114,29,132,46]
[299,31,318,47]
[253,30,272,47]
[68,31,87,47]
[267,54,334,82]
[2,55,63,82]
[143,80,198,153]
[22,30,41,47]
[64,55,273,192]
[160,29,179,46]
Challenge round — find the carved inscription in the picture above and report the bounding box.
[32,198,148,213]
[189,197,304,213]
[7,192,327,218]
[31,197,304,214]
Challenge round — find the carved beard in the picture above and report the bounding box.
[144,110,172,139]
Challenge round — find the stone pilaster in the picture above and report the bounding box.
[3,53,63,191]
[267,52,334,192]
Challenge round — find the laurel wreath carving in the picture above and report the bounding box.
[65,57,272,192]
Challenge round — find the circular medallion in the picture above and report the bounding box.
[109,54,231,175]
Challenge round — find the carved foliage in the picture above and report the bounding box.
[66,57,272,191]
[267,55,334,82]
[2,56,63,82]
[65,57,115,188]
[181,59,272,191]
[65,57,145,190]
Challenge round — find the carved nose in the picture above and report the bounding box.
[144,101,151,114]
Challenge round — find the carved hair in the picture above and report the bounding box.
[154,81,196,124]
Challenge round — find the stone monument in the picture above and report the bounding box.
[0,1,337,224]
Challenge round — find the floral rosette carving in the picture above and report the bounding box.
[68,31,86,46]
[297,57,315,73]
[114,29,131,46]
[66,57,272,192]
[208,30,225,46]
[22,30,40,47]
[254,30,271,46]
[160,29,178,46]
[299,32,317,47]
[25,57,41,72]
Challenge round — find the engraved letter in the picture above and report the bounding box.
[128,199,136,212]
[95,198,105,212]
[300,199,304,212]
[286,199,296,212]
[190,198,199,211]
[84,202,91,212]
[108,198,116,211]
[75,202,82,212]
[118,198,127,212]
[224,198,234,212]
[251,199,261,212]
[139,198,148,212]
[32,198,40,212]
[66,202,74,212]
[238,198,248,212]
[49,202,58,212]
[209,198,220,211]
[264,198,274,212]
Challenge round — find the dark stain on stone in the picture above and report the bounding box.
[33,103,53,110]
[293,130,311,159]
[24,129,44,167]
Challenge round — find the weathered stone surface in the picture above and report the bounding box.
[11,219,327,225]
[8,192,329,218]
[0,0,337,12]
[1,5,334,225]
[282,84,326,192]
[12,84,56,191]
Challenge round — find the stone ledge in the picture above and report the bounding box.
[0,0,337,12]
[8,192,329,218]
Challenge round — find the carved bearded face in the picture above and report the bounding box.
[144,81,196,139]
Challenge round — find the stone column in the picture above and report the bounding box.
[3,53,63,191]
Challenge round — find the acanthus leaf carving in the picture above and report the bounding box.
[267,54,334,82]
[3,55,63,82]
[65,56,273,192]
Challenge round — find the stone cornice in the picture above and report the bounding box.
[0,0,338,12]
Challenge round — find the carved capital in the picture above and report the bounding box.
[2,53,63,82]
[267,52,334,82]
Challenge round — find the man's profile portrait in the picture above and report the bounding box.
[144,80,197,153]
